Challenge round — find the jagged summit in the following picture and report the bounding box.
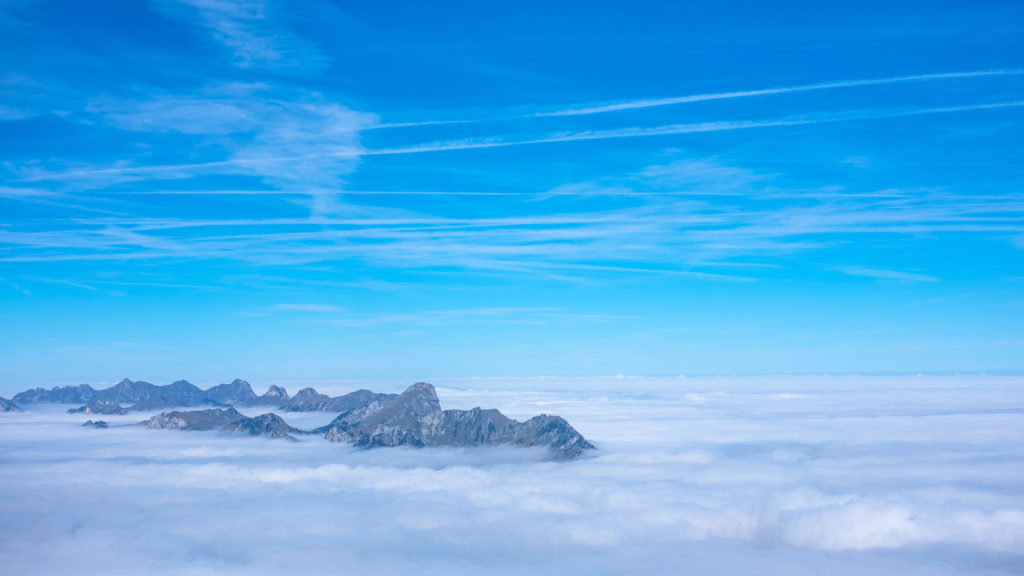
[0,396,20,412]
[205,379,258,404]
[319,382,593,458]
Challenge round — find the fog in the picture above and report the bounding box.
[2,376,1022,575]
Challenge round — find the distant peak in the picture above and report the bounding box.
[405,382,436,394]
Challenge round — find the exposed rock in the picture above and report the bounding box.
[205,379,258,404]
[68,398,126,415]
[0,396,21,412]
[223,413,303,441]
[279,387,332,411]
[141,408,245,431]
[255,385,289,404]
[142,408,301,441]
[319,382,594,458]
[82,420,108,428]
[94,379,159,404]
[13,384,95,404]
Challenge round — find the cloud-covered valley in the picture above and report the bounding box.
[1,375,1022,575]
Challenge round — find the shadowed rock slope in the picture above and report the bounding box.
[0,396,20,412]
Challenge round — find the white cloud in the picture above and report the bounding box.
[835,266,940,283]
[269,303,345,313]
[0,376,1022,574]
[531,69,1024,117]
[152,0,327,71]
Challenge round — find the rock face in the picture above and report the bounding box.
[318,382,594,458]
[205,379,258,404]
[280,387,332,411]
[142,408,301,440]
[82,419,108,428]
[280,387,397,413]
[95,379,159,404]
[68,398,126,415]
[0,396,21,412]
[142,408,245,431]
[42,379,594,458]
[13,384,96,404]
[255,385,289,404]
[223,413,303,441]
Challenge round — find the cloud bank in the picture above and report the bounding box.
[1,375,1022,574]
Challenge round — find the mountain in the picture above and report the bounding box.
[123,379,206,411]
[205,379,258,404]
[279,387,332,411]
[13,384,95,404]
[34,379,595,458]
[142,408,301,440]
[0,396,21,412]
[254,385,289,404]
[223,413,303,441]
[68,398,126,415]
[82,419,108,428]
[94,379,159,404]
[318,382,594,458]
[142,408,246,431]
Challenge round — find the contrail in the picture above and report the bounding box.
[14,100,1024,181]
[534,69,1024,117]
[362,100,1024,156]
[363,69,1024,129]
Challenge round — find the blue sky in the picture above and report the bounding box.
[1,0,1023,385]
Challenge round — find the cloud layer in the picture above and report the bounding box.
[1,375,1022,575]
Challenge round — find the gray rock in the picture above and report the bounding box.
[125,380,216,411]
[68,398,127,415]
[279,387,332,411]
[95,378,159,404]
[255,385,289,404]
[223,413,303,441]
[203,379,258,404]
[320,382,594,458]
[141,408,245,431]
[0,396,21,412]
[13,384,96,404]
[82,420,108,428]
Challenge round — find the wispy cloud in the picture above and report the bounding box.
[3,155,1022,283]
[534,69,1024,117]
[364,100,1024,157]
[269,303,346,313]
[12,99,1021,190]
[152,0,327,71]
[835,267,940,283]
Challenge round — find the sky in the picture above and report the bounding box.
[1,0,1023,385]
[2,375,1023,574]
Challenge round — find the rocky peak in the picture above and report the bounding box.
[263,385,288,398]
[281,387,331,411]
[397,382,441,413]
[205,379,258,404]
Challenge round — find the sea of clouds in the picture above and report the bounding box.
[1,375,1023,575]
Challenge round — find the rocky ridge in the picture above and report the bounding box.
[15,378,305,412]
[9,380,594,458]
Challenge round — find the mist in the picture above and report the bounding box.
[1,375,1022,575]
